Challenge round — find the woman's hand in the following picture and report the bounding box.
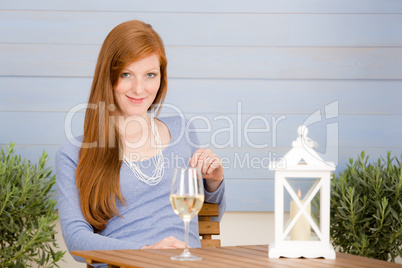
[141,236,186,249]
[190,148,223,192]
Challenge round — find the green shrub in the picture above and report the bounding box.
[0,143,65,267]
[330,151,402,262]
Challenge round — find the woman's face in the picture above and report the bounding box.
[114,53,161,118]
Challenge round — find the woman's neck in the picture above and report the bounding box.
[117,114,157,160]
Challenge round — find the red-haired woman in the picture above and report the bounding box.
[56,20,225,263]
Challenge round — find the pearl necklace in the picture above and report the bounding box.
[122,117,164,186]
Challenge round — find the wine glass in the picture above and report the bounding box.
[170,167,205,261]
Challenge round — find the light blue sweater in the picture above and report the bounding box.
[56,116,226,263]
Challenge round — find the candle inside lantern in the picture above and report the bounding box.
[290,188,311,240]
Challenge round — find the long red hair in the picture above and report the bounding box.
[76,20,167,232]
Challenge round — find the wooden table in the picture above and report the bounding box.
[72,245,402,268]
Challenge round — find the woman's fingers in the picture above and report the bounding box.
[191,149,219,175]
[205,156,221,175]
[190,148,206,168]
[142,236,186,249]
[190,149,223,183]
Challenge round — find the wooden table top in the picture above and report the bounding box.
[72,244,402,268]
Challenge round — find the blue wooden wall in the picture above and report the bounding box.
[1,0,402,211]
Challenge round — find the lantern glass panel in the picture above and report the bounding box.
[283,177,321,241]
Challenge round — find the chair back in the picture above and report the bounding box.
[198,203,221,247]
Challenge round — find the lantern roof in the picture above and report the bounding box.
[269,126,335,171]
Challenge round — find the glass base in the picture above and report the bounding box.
[170,250,202,261]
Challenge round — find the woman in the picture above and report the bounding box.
[56,20,225,262]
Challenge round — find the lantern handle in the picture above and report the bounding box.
[297,125,318,149]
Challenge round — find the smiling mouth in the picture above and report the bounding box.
[126,96,145,103]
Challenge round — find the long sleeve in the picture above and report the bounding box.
[204,179,226,222]
[55,142,143,262]
[186,119,226,221]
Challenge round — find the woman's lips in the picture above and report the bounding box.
[126,95,145,104]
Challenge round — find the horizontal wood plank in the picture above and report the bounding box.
[225,179,274,211]
[200,240,221,248]
[199,221,220,236]
[199,203,219,217]
[3,143,401,178]
[1,77,401,115]
[163,80,402,115]
[1,11,402,46]
[3,0,402,13]
[1,112,401,148]
[1,45,402,79]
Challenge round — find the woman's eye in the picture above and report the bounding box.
[121,72,130,78]
[147,73,156,78]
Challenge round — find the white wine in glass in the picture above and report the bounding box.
[170,167,204,261]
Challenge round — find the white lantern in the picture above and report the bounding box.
[269,126,336,259]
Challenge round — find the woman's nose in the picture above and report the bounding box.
[131,79,145,95]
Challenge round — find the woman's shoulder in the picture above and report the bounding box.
[157,115,188,136]
[157,115,186,128]
[56,136,83,163]
[157,115,194,146]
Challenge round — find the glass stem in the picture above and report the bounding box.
[183,219,190,255]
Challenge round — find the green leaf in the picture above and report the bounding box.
[331,151,402,262]
[0,142,66,267]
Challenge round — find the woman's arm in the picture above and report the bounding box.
[55,143,144,262]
